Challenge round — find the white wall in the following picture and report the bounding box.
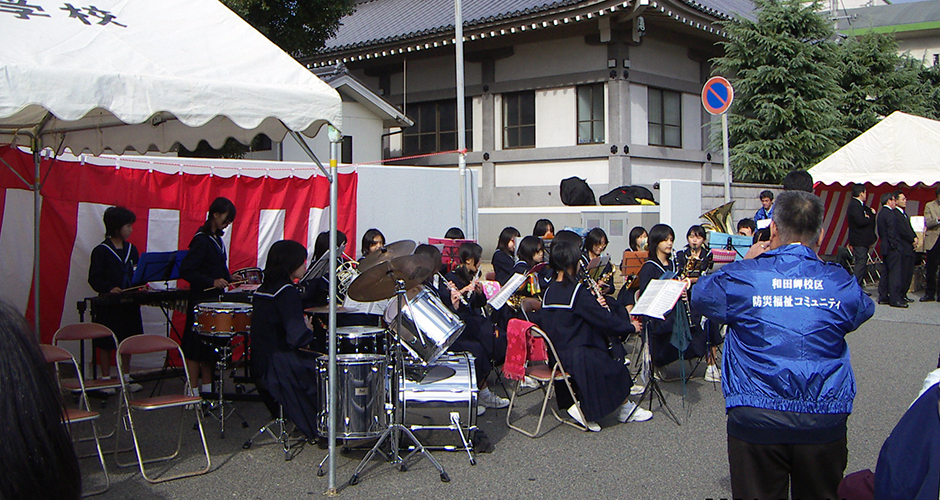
[535,87,576,148]
[681,92,702,151]
[899,38,940,66]
[494,36,606,81]
[494,159,609,187]
[390,55,483,95]
[629,158,702,185]
[472,96,484,151]
[279,101,384,165]
[630,83,649,145]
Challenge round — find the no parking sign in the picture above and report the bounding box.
[702,76,734,115]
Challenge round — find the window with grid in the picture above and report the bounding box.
[577,83,605,144]
[402,99,471,155]
[648,88,682,148]
[502,91,535,149]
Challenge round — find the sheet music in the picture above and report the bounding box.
[342,295,392,315]
[487,273,527,310]
[631,279,686,320]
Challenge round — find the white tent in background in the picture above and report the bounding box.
[809,111,940,186]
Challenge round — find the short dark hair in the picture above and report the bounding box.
[313,230,347,262]
[647,224,675,258]
[497,227,521,255]
[548,236,581,285]
[552,230,582,248]
[444,227,465,239]
[200,197,236,235]
[0,301,82,499]
[759,190,774,201]
[360,229,385,257]
[583,228,608,253]
[772,191,824,244]
[413,244,442,270]
[533,219,554,238]
[263,240,307,285]
[851,183,867,198]
[737,218,757,233]
[103,206,136,238]
[628,226,648,252]
[517,235,544,267]
[686,224,706,239]
[783,171,814,192]
[458,242,482,266]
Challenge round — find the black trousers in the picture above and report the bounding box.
[879,250,903,304]
[850,245,869,286]
[925,241,940,298]
[728,434,847,500]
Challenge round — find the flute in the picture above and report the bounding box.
[438,272,469,306]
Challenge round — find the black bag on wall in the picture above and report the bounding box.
[599,185,657,205]
[560,177,596,206]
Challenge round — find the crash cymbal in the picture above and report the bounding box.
[347,253,436,302]
[357,240,416,272]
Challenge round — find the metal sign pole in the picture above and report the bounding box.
[327,126,341,496]
[722,113,731,203]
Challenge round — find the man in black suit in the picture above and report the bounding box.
[846,184,876,289]
[876,192,903,307]
[896,192,917,303]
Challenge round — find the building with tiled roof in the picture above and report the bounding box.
[835,0,940,67]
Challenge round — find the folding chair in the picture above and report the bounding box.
[506,325,588,437]
[866,248,883,285]
[53,323,124,398]
[114,335,211,483]
[40,344,110,497]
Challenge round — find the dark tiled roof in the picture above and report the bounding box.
[836,0,940,31]
[322,0,754,53]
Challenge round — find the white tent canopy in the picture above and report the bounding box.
[809,111,940,186]
[0,0,342,154]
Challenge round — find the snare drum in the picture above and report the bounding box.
[231,267,264,285]
[400,352,478,447]
[317,353,388,439]
[195,302,252,339]
[334,326,386,355]
[386,287,464,365]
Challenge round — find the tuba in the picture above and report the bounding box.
[700,201,735,235]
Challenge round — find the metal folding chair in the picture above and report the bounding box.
[114,335,211,483]
[40,344,110,497]
[506,325,588,437]
[53,323,124,399]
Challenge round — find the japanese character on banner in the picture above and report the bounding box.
[782,279,793,289]
[0,0,51,19]
[793,279,803,290]
[61,3,126,26]
[752,296,762,307]
[772,278,783,290]
[783,296,794,307]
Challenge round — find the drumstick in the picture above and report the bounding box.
[120,284,149,292]
[203,279,247,292]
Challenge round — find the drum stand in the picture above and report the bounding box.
[626,320,680,426]
[203,338,249,438]
[348,279,449,485]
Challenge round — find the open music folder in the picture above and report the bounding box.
[631,279,686,320]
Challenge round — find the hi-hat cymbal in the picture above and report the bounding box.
[347,253,436,302]
[357,240,416,272]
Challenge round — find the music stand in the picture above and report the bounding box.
[132,250,187,285]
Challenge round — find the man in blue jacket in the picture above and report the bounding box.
[692,190,875,500]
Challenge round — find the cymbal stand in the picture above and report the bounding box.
[349,278,449,485]
[624,319,681,426]
[203,336,248,438]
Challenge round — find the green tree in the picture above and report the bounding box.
[222,0,356,59]
[714,0,847,183]
[835,32,936,139]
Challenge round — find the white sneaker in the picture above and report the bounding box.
[477,405,486,416]
[126,382,143,393]
[566,404,601,432]
[479,388,509,409]
[704,365,721,383]
[630,383,645,396]
[617,401,653,423]
[520,376,539,389]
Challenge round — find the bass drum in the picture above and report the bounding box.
[399,352,477,448]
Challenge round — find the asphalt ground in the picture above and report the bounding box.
[78,291,939,500]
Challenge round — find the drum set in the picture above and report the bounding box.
[314,241,477,484]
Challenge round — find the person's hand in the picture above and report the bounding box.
[110,287,122,294]
[450,288,461,309]
[596,294,609,309]
[630,316,643,333]
[744,241,770,259]
[303,314,314,331]
[213,278,229,289]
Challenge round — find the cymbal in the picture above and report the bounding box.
[357,240,416,272]
[347,254,436,302]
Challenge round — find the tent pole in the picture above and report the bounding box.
[288,130,332,181]
[455,0,467,235]
[32,145,40,338]
[327,127,341,496]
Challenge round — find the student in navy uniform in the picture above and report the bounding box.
[441,242,509,415]
[87,206,143,392]
[582,227,614,295]
[359,228,385,261]
[492,226,520,286]
[675,225,722,382]
[300,230,348,310]
[532,219,554,239]
[540,231,651,431]
[636,224,710,369]
[179,197,236,398]
[250,240,319,440]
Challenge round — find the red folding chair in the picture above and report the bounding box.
[114,335,211,483]
[40,344,110,496]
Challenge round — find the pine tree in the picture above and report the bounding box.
[223,0,356,59]
[714,0,847,183]
[835,32,935,139]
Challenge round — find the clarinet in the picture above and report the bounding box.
[579,260,611,312]
[674,251,698,329]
